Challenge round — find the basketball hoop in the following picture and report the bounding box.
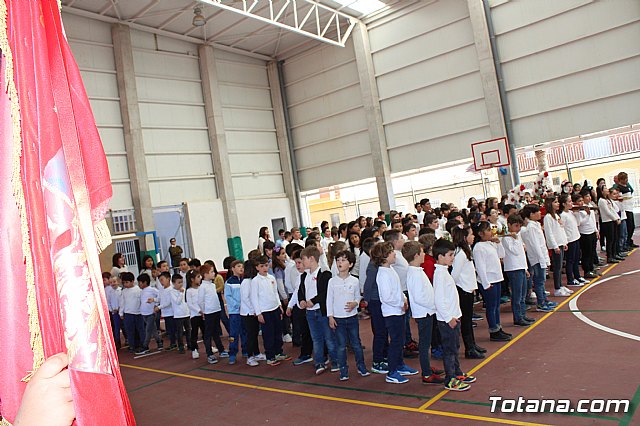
[471,137,510,171]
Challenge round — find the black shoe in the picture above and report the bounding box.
[630,243,639,248]
[474,344,487,353]
[465,349,485,359]
[614,256,625,261]
[500,329,513,337]
[523,316,536,323]
[472,322,477,328]
[608,258,620,264]
[585,272,598,279]
[514,320,530,327]
[490,331,511,342]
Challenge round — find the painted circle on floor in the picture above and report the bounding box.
[569,269,640,342]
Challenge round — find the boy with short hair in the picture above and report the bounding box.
[286,249,314,366]
[158,271,175,350]
[433,239,474,392]
[199,263,229,364]
[372,242,418,384]
[402,242,444,385]
[502,215,536,326]
[251,256,290,366]
[299,246,337,374]
[138,273,162,354]
[327,250,369,381]
[170,274,191,354]
[119,272,143,353]
[105,272,122,348]
[225,260,247,365]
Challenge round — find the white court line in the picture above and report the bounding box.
[132,339,204,359]
[569,268,640,342]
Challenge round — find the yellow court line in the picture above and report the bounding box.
[120,363,548,426]
[418,260,622,412]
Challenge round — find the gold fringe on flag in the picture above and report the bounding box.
[0,0,45,378]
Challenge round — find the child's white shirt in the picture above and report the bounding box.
[451,249,478,293]
[473,241,505,289]
[326,274,361,318]
[501,233,528,272]
[406,266,435,318]
[377,266,406,317]
[170,288,190,319]
[119,286,141,315]
[186,287,201,318]
[434,264,462,323]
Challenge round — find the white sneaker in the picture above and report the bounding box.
[568,279,584,287]
[545,291,550,296]
[246,356,259,367]
[578,277,589,284]
[192,349,200,359]
[212,347,219,354]
[554,289,570,297]
[283,334,292,343]
[254,353,266,361]
[561,286,574,294]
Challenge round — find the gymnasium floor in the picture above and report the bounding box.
[120,244,640,426]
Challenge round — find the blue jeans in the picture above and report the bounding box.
[110,312,122,346]
[335,315,366,375]
[367,300,388,364]
[479,282,502,332]
[416,315,433,377]
[123,313,144,350]
[228,314,247,356]
[384,315,404,375]
[530,263,548,305]
[566,240,581,283]
[619,220,628,251]
[306,309,337,367]
[437,321,462,382]
[506,270,527,322]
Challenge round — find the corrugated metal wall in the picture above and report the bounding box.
[63,13,133,210]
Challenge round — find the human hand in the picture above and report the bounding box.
[147,298,155,303]
[526,270,531,279]
[345,302,358,311]
[554,248,561,254]
[14,353,74,426]
[491,237,501,243]
[257,314,265,324]
[329,317,337,330]
[299,301,307,309]
[286,307,292,317]
[448,318,458,329]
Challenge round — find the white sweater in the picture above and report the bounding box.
[377,266,406,317]
[521,221,550,268]
[170,288,190,319]
[250,274,281,315]
[186,287,201,318]
[451,249,478,293]
[473,241,505,289]
[406,266,435,318]
[392,250,409,292]
[575,210,597,235]
[502,233,528,271]
[119,286,141,315]
[198,280,221,315]
[326,275,361,318]
[598,198,619,223]
[543,213,568,249]
[240,278,255,316]
[560,211,580,243]
[434,264,462,323]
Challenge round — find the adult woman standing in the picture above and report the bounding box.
[110,253,128,281]
[258,226,271,254]
[598,186,622,264]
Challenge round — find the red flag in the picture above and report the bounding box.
[0,1,134,424]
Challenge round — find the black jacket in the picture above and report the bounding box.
[298,270,332,316]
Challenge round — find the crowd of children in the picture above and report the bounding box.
[104,172,636,392]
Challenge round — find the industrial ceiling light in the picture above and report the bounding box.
[192,7,206,26]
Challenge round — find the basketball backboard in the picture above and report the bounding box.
[471,137,510,171]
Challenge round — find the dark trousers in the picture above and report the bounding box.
[566,240,581,282]
[203,312,225,357]
[261,308,283,360]
[456,287,476,351]
[123,313,144,350]
[189,316,205,351]
[242,315,260,357]
[416,315,434,377]
[479,282,502,332]
[282,297,292,336]
[551,249,564,290]
[367,300,389,364]
[293,307,312,358]
[601,221,616,259]
[142,313,160,349]
[626,211,635,245]
[579,233,597,274]
[384,314,404,375]
[218,293,230,334]
[437,321,463,382]
[403,291,413,345]
[164,316,176,346]
[110,312,122,347]
[174,317,191,349]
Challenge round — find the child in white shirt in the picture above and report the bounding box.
[433,239,473,392]
[199,264,228,364]
[473,222,512,342]
[560,194,586,287]
[371,242,418,384]
[402,241,445,385]
[502,215,536,327]
[544,196,571,296]
[104,273,122,348]
[170,274,191,354]
[327,250,369,381]
[186,270,204,359]
[118,272,143,353]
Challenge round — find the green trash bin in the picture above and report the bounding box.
[300,227,308,238]
[227,236,244,262]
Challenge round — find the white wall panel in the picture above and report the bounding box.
[214,50,286,199]
[283,38,372,191]
[368,0,491,174]
[491,0,640,146]
[62,12,133,210]
[187,201,229,264]
[236,198,294,256]
[130,30,217,207]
